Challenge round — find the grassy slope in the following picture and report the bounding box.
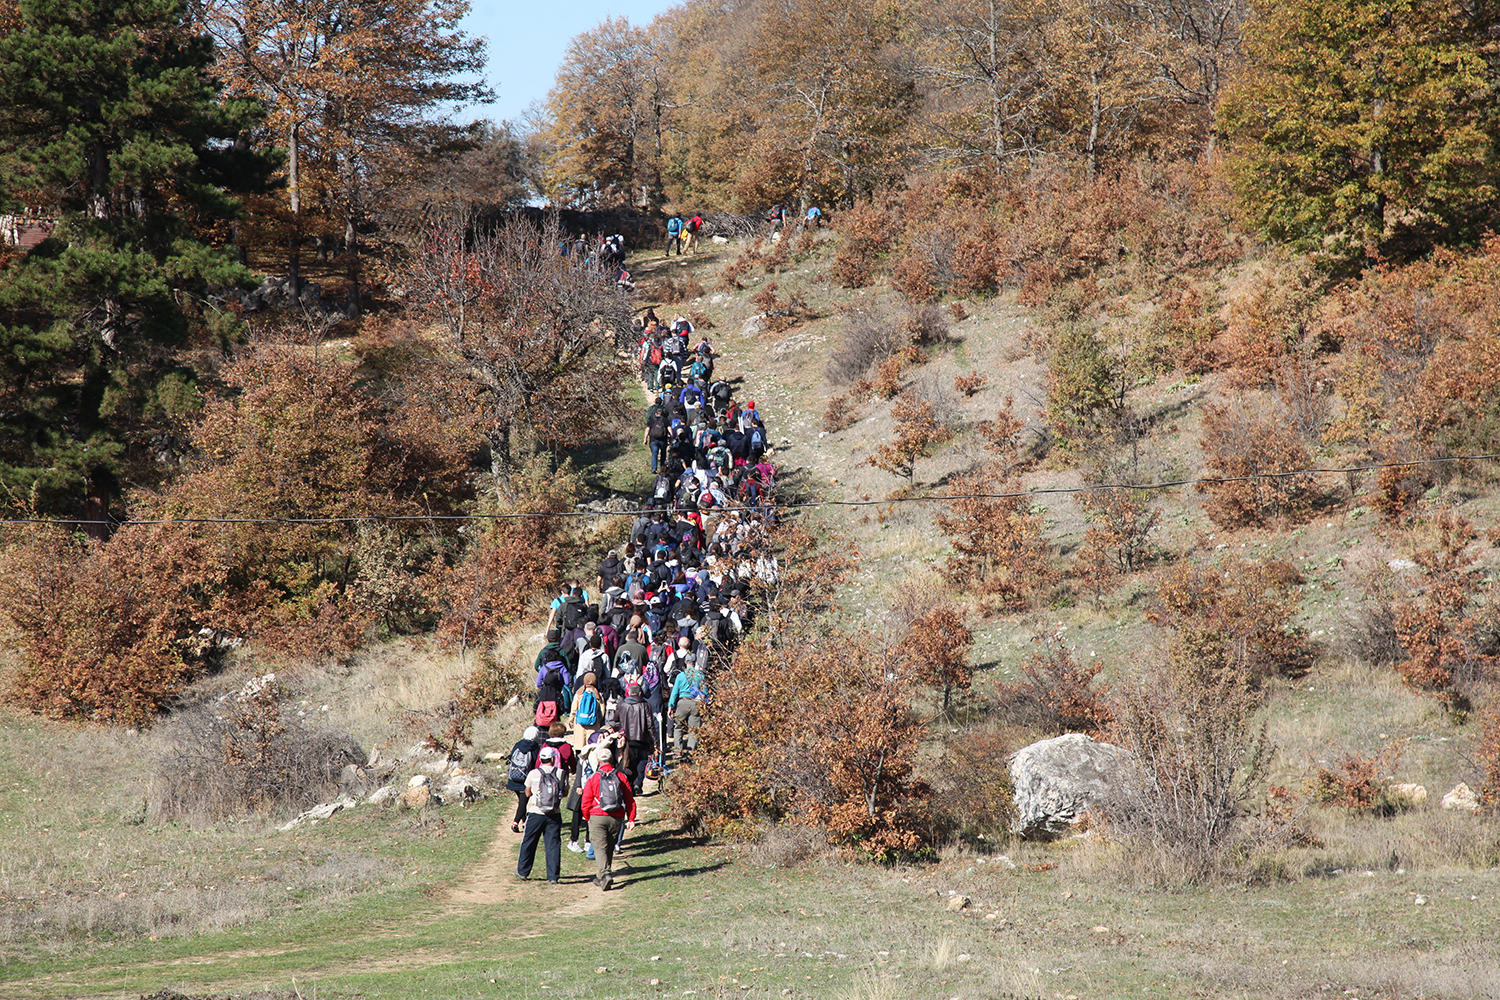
[3,236,1500,999]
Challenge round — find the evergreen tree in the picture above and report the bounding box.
[1221,0,1500,264]
[0,0,272,521]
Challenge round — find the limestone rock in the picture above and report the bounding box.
[367,785,397,806]
[400,784,432,810]
[1441,783,1480,813]
[278,794,356,831]
[1009,733,1128,840]
[739,315,766,339]
[407,773,431,788]
[439,775,484,805]
[946,895,970,912]
[1389,783,1427,807]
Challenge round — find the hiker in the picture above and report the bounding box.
[571,671,605,742]
[767,203,785,238]
[683,212,704,253]
[516,746,568,883]
[579,747,636,890]
[805,205,822,230]
[666,214,684,255]
[645,393,671,473]
[505,725,543,833]
[668,657,706,758]
[616,681,659,795]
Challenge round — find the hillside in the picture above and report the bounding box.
[3,220,1500,1000]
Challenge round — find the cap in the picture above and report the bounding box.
[597,748,614,764]
[539,747,556,760]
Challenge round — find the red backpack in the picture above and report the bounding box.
[535,700,559,728]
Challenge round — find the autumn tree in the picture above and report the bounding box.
[402,213,633,486]
[0,0,272,522]
[1221,0,1500,263]
[866,392,950,486]
[204,0,490,307]
[542,16,665,208]
[937,465,1056,608]
[895,603,975,718]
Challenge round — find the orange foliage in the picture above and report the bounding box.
[995,629,1113,736]
[866,393,949,485]
[935,465,1055,609]
[1148,554,1310,681]
[1390,513,1496,707]
[1197,396,1317,528]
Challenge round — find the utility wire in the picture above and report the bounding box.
[3,453,1496,528]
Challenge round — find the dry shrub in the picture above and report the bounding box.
[1479,711,1500,811]
[1103,663,1273,885]
[1079,486,1161,575]
[825,308,909,384]
[0,524,244,727]
[949,301,968,322]
[717,243,762,290]
[150,676,366,822]
[1147,553,1312,681]
[831,199,900,287]
[748,823,830,868]
[1390,512,1497,708]
[1311,742,1410,816]
[1322,239,1500,489]
[890,234,945,303]
[923,729,1017,844]
[748,281,810,333]
[994,629,1113,736]
[936,464,1056,609]
[895,603,974,718]
[954,371,987,396]
[427,456,584,654]
[1217,253,1323,380]
[651,274,706,304]
[1197,394,1317,528]
[1371,460,1436,524]
[419,651,530,759]
[904,302,950,345]
[822,391,864,433]
[1045,322,1122,446]
[870,346,922,399]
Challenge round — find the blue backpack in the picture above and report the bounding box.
[576,689,600,727]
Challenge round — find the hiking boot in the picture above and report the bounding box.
[600,872,614,891]
[567,841,583,854]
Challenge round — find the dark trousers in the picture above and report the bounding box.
[627,740,654,793]
[649,438,668,472]
[512,790,527,825]
[517,810,562,881]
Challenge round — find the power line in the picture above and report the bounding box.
[3,453,1495,528]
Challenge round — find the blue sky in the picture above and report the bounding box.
[461,0,679,125]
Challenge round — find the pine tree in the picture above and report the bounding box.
[0,0,272,520]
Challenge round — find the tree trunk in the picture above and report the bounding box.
[288,120,302,281]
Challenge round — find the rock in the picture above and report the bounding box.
[1389,783,1427,807]
[711,235,729,244]
[407,773,431,788]
[739,315,766,338]
[400,784,432,810]
[367,785,397,806]
[1441,782,1480,813]
[1387,558,1418,572]
[1414,895,1427,905]
[1009,733,1129,840]
[340,763,369,790]
[439,775,484,805]
[945,895,970,912]
[278,794,356,831]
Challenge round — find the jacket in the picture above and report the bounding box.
[581,764,637,821]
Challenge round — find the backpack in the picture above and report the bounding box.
[608,603,632,633]
[561,597,586,630]
[534,768,562,811]
[750,427,764,452]
[535,700,558,728]
[648,408,668,439]
[687,216,702,233]
[508,741,537,784]
[649,343,664,365]
[667,217,682,234]
[690,359,709,381]
[597,770,623,811]
[616,648,639,676]
[641,661,661,695]
[538,658,566,691]
[576,688,601,727]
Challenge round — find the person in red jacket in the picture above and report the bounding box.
[579,748,637,890]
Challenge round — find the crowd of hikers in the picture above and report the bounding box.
[504,312,779,891]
